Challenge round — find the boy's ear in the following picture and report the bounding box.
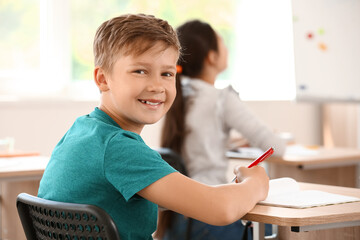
[94,67,110,92]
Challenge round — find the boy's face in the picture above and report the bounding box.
[96,42,178,134]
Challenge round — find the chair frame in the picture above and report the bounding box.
[16,193,121,240]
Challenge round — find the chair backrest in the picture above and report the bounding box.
[16,193,121,240]
[155,147,188,176]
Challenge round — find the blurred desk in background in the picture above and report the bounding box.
[0,155,48,240]
[228,145,360,188]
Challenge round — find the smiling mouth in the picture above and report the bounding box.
[139,100,162,106]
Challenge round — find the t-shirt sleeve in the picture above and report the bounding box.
[104,132,177,201]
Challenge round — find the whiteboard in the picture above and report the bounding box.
[292,0,360,102]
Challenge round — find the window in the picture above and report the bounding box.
[0,0,295,100]
[0,0,40,96]
[230,0,296,100]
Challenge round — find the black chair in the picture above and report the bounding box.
[16,193,121,240]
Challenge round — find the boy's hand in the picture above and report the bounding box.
[233,165,269,201]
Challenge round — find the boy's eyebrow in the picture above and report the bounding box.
[129,62,176,71]
[129,62,150,67]
[163,65,177,71]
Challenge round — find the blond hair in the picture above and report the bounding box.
[93,14,181,72]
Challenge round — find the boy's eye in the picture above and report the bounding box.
[134,70,146,74]
[162,72,174,77]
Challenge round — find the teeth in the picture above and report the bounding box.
[140,100,160,105]
[146,101,159,106]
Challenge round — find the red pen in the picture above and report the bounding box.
[232,147,274,182]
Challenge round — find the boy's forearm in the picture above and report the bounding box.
[210,178,264,224]
[139,172,265,226]
[189,178,265,226]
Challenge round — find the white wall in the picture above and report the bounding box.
[0,100,322,156]
[244,101,322,145]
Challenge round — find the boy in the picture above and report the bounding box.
[38,14,269,240]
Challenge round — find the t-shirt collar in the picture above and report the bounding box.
[90,107,122,128]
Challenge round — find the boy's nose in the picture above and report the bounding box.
[147,76,165,92]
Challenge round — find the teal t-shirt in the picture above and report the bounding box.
[38,107,176,240]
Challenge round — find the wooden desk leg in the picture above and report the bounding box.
[253,222,265,240]
[1,180,40,240]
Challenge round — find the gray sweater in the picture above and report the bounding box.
[182,77,286,185]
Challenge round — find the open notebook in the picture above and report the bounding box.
[259,178,360,209]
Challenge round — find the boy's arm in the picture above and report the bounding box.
[137,166,268,226]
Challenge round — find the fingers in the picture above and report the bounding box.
[233,165,270,201]
[233,165,250,183]
[233,165,268,183]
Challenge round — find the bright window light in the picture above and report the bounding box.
[0,0,40,96]
[0,0,296,101]
[231,0,296,101]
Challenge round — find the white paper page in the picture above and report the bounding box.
[260,177,360,208]
[260,190,360,208]
[266,177,300,197]
[226,147,263,159]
